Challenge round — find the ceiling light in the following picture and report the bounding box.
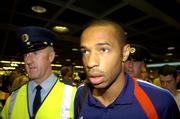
[74,66,84,68]
[53,26,69,33]
[72,62,76,65]
[3,67,16,70]
[147,61,180,68]
[51,64,62,67]
[166,53,173,56]
[31,5,47,13]
[65,59,71,62]
[72,48,79,51]
[0,60,11,63]
[167,47,175,50]
[11,63,18,67]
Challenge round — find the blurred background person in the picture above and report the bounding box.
[8,67,29,92]
[0,75,10,112]
[60,65,77,86]
[152,69,161,87]
[159,65,180,110]
[124,44,151,82]
[0,67,29,112]
[78,71,87,85]
[176,66,180,89]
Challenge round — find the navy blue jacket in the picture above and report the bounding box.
[74,74,180,119]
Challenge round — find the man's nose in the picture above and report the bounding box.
[87,52,99,69]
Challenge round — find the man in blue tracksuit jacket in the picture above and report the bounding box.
[74,19,179,119]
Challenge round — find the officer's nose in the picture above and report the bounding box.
[24,52,34,64]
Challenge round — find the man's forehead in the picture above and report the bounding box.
[160,74,175,81]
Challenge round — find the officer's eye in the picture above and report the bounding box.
[33,50,40,55]
[34,51,38,55]
[23,53,28,58]
[167,80,173,83]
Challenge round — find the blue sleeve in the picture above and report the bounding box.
[138,81,180,118]
[74,86,84,119]
[160,92,180,119]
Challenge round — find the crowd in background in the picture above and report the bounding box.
[0,65,85,112]
[0,23,179,119]
[123,44,180,110]
[0,20,179,119]
[0,61,180,111]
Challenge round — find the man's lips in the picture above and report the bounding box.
[88,75,104,85]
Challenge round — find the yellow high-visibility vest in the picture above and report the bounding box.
[1,80,76,119]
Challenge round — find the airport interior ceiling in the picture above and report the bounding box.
[0,0,180,69]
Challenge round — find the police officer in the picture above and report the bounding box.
[125,44,150,81]
[1,26,76,119]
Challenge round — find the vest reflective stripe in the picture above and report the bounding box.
[7,80,76,119]
[11,85,29,119]
[133,78,159,119]
[8,89,19,119]
[61,85,77,118]
[36,81,64,119]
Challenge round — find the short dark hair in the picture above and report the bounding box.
[159,65,177,79]
[83,19,127,44]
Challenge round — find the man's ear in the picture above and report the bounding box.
[122,44,130,62]
[176,75,180,84]
[49,51,55,63]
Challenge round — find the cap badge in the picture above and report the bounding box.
[43,41,48,45]
[130,47,136,54]
[21,34,29,43]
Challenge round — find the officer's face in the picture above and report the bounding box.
[124,60,145,79]
[24,47,55,83]
[80,25,129,89]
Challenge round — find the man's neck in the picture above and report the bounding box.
[92,74,125,107]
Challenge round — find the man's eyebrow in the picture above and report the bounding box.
[96,42,111,46]
[80,42,111,49]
